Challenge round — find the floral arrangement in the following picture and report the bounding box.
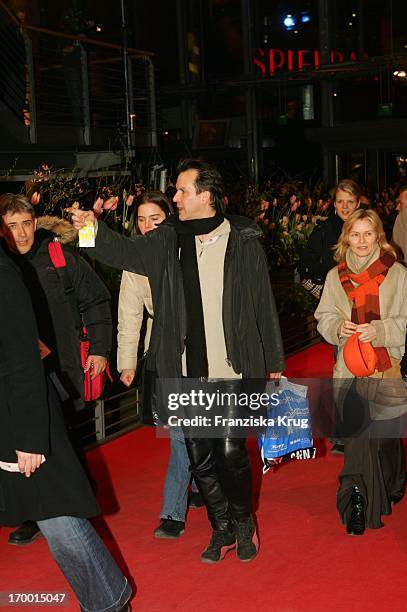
[230,175,331,268]
[24,164,145,236]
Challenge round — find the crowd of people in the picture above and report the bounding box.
[1,159,407,610]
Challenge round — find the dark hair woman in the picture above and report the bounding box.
[117,190,200,539]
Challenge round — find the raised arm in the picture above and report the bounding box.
[72,209,158,276]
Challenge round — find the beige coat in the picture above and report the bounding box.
[392,208,407,265]
[315,262,407,418]
[117,272,153,372]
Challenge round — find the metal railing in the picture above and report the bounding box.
[0,2,156,150]
[75,388,142,450]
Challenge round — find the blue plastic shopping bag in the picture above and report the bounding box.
[258,378,313,471]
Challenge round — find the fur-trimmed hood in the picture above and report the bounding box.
[36,215,78,245]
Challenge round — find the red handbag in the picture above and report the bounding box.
[79,328,112,401]
[48,240,112,401]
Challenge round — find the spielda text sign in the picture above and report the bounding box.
[253,48,368,76]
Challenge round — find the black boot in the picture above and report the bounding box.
[346,487,366,536]
[8,521,42,545]
[235,516,258,562]
[200,524,236,564]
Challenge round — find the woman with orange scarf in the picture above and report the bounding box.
[315,209,407,535]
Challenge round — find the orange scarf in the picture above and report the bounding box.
[338,251,395,372]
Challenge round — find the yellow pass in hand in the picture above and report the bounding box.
[78,221,95,247]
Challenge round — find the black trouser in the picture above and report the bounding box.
[183,379,253,531]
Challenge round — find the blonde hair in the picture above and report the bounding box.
[333,179,361,201]
[334,208,396,262]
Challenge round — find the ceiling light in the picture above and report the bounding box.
[283,15,296,29]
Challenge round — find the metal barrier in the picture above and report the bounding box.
[75,388,142,450]
[0,2,156,150]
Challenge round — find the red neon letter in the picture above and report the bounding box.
[269,48,285,74]
[330,50,344,63]
[314,49,320,68]
[298,50,311,71]
[253,48,266,77]
[287,49,294,71]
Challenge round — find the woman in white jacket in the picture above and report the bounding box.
[315,209,407,535]
[117,191,201,540]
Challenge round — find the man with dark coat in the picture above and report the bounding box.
[0,193,112,545]
[0,243,131,612]
[72,158,285,564]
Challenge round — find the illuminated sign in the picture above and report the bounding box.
[253,48,369,76]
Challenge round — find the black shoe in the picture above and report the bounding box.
[235,516,258,562]
[200,528,236,563]
[154,517,185,539]
[188,491,205,509]
[8,521,42,546]
[331,443,345,455]
[346,487,366,536]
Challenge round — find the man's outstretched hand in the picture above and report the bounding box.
[71,209,96,230]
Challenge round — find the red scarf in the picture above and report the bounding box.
[338,251,395,372]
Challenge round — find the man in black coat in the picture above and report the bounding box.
[72,158,285,564]
[0,193,112,545]
[0,244,131,611]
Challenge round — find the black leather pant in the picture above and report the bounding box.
[185,436,252,530]
[183,379,252,531]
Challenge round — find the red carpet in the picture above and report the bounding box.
[1,343,407,611]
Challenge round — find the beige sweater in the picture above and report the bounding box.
[117,272,153,372]
[315,261,407,378]
[181,219,241,379]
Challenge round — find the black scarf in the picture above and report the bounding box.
[172,214,224,377]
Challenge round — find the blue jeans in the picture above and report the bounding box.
[160,427,198,522]
[37,516,131,612]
